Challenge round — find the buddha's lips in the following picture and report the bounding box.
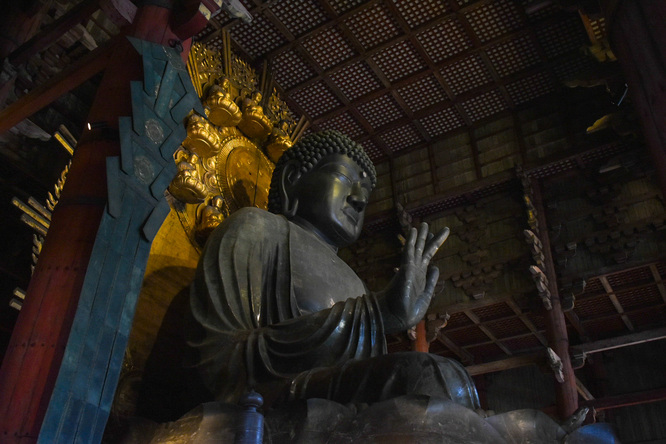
[343,209,359,225]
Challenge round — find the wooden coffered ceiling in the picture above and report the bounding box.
[198,0,599,162]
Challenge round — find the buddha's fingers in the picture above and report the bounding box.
[414,222,429,258]
[422,227,450,264]
[402,227,417,266]
[412,266,440,321]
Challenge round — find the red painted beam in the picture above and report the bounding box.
[583,387,666,411]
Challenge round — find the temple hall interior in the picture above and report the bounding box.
[0,0,665,442]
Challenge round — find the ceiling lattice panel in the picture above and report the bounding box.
[397,74,448,112]
[417,18,472,63]
[201,0,594,161]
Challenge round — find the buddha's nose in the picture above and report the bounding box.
[347,186,367,213]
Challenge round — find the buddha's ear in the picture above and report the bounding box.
[279,160,300,218]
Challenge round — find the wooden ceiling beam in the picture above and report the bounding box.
[464,309,513,356]
[8,0,101,67]
[571,326,666,358]
[0,38,114,135]
[506,298,548,346]
[437,332,475,365]
[582,387,666,412]
[600,276,635,332]
[649,264,666,304]
[465,351,542,376]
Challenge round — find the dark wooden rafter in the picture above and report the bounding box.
[650,264,666,304]
[437,332,475,365]
[582,387,666,412]
[466,351,542,376]
[599,276,635,332]
[0,38,115,135]
[8,0,101,67]
[505,298,548,346]
[463,309,513,356]
[571,326,666,358]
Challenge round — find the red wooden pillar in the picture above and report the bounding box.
[604,0,666,197]
[0,2,203,441]
[412,320,429,352]
[532,182,579,420]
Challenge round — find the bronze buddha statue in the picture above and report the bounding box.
[186,130,479,410]
[130,131,617,443]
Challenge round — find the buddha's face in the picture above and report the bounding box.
[290,153,372,248]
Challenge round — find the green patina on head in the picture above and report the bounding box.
[268,130,377,214]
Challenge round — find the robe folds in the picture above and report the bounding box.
[187,207,480,410]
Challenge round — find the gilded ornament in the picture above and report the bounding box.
[195,195,229,241]
[266,121,292,163]
[169,150,208,203]
[216,135,273,211]
[204,78,242,127]
[169,41,305,247]
[237,91,273,139]
[183,114,221,157]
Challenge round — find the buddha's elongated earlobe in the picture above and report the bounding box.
[280,161,300,218]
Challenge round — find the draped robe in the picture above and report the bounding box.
[187,207,479,410]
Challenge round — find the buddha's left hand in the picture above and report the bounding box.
[380,222,450,334]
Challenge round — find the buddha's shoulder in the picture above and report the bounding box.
[218,207,288,235]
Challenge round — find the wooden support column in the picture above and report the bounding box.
[412,320,429,352]
[0,2,203,442]
[604,0,666,197]
[531,181,578,420]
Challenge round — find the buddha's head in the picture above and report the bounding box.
[268,130,377,248]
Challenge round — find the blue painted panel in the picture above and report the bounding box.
[73,402,98,444]
[149,167,175,200]
[179,71,206,115]
[38,388,70,443]
[154,63,177,119]
[55,396,83,444]
[171,91,200,122]
[142,197,170,241]
[160,123,186,161]
[130,81,145,136]
[106,157,124,218]
[118,117,134,176]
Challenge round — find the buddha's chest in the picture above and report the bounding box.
[289,229,367,314]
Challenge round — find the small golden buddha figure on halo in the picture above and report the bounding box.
[183,114,222,158]
[204,78,242,128]
[168,149,208,203]
[237,90,273,139]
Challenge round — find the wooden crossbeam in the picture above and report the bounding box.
[465,352,542,376]
[599,276,635,331]
[437,332,475,365]
[0,39,114,134]
[582,387,666,412]
[464,309,513,356]
[8,0,100,67]
[650,264,666,304]
[506,298,548,347]
[571,326,666,358]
